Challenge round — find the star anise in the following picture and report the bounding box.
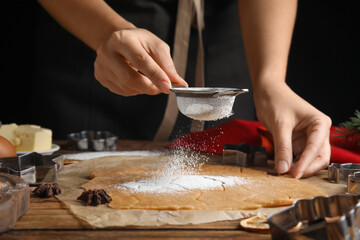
[32,183,62,198]
[77,189,112,206]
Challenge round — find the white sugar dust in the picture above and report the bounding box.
[158,149,204,177]
[117,175,247,194]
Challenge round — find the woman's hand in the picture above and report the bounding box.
[253,82,332,179]
[94,28,188,96]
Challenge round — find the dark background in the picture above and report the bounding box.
[1,0,359,139]
[286,1,360,125]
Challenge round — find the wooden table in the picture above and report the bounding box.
[0,140,271,240]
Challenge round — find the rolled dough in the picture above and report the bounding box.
[81,165,327,210]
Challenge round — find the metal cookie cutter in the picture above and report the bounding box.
[328,163,360,184]
[0,173,30,233]
[0,152,63,184]
[268,194,360,240]
[348,172,360,195]
[328,163,360,194]
[67,130,118,151]
[222,143,267,167]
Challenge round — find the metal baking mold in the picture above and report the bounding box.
[222,143,267,167]
[0,152,63,184]
[67,130,118,151]
[328,163,360,184]
[268,194,360,240]
[0,173,30,233]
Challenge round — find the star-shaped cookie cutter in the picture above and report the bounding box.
[0,152,63,184]
[268,194,360,240]
[67,130,118,151]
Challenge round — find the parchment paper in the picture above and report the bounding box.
[56,153,346,228]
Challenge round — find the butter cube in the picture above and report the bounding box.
[14,125,52,151]
[0,123,20,145]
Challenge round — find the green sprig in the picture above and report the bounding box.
[340,110,360,132]
[335,110,360,148]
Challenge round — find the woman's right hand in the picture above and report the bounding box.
[94,28,188,96]
[252,81,331,179]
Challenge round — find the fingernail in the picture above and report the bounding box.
[276,160,289,173]
[295,172,303,180]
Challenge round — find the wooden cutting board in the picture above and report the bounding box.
[0,173,30,233]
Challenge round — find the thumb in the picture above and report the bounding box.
[272,124,293,174]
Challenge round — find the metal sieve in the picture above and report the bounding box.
[170,87,249,121]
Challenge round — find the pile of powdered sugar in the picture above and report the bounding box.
[177,96,235,121]
[116,175,247,194]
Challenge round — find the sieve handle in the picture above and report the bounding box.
[213,89,249,97]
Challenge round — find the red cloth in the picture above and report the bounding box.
[167,119,262,154]
[166,119,360,164]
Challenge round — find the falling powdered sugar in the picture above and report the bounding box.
[157,149,205,177]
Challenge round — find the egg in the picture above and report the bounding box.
[0,136,17,158]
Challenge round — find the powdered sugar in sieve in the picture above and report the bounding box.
[178,96,235,121]
[170,87,248,121]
